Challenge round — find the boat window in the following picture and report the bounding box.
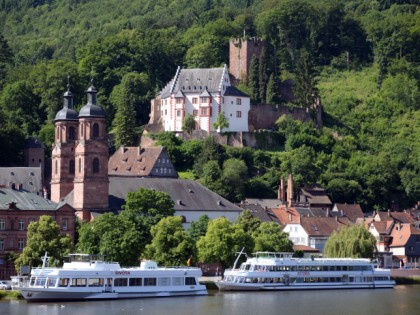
[47,278,57,287]
[30,277,36,286]
[298,266,303,271]
[158,277,171,286]
[290,266,296,271]
[244,264,251,271]
[114,278,128,286]
[172,277,183,286]
[310,266,316,271]
[35,277,46,287]
[129,278,142,286]
[186,277,196,285]
[88,278,104,287]
[330,266,336,271]
[336,266,342,271]
[322,266,329,271]
[316,266,322,271]
[144,278,157,286]
[304,266,310,271]
[59,278,69,287]
[343,266,348,271]
[70,278,87,287]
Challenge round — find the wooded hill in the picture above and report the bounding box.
[0,0,419,212]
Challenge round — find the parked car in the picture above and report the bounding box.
[0,280,11,290]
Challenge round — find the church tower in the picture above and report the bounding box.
[50,78,79,203]
[73,80,109,220]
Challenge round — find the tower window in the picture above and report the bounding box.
[93,123,99,138]
[69,126,75,140]
[93,158,100,173]
[69,160,75,175]
[55,160,58,174]
[79,158,82,173]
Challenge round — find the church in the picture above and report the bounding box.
[50,80,243,224]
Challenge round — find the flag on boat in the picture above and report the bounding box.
[187,257,191,267]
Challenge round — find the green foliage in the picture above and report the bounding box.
[188,215,210,242]
[77,213,142,266]
[182,114,196,134]
[122,188,175,229]
[213,111,230,133]
[15,216,73,271]
[323,225,377,259]
[235,209,261,234]
[197,217,254,268]
[144,216,195,266]
[252,222,294,253]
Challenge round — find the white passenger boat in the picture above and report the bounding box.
[20,253,207,302]
[216,251,395,291]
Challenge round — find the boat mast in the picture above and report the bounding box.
[232,247,246,270]
[41,252,49,269]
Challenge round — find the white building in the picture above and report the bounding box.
[156,65,250,133]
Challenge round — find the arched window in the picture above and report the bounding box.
[55,160,58,174]
[69,160,75,175]
[93,123,99,138]
[79,158,82,173]
[69,126,75,140]
[93,158,99,173]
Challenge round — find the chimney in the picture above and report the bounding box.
[279,176,285,201]
[287,174,293,207]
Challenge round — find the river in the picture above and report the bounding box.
[1,285,419,315]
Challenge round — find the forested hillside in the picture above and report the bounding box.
[0,0,419,211]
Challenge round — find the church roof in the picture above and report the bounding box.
[0,187,56,211]
[0,167,43,193]
[79,82,105,118]
[108,177,243,212]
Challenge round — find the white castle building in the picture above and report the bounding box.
[151,65,250,133]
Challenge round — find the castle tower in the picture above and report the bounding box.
[73,80,109,220]
[229,37,265,84]
[50,79,79,203]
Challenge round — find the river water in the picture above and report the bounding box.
[1,285,419,315]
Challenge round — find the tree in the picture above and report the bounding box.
[0,33,13,92]
[77,213,143,266]
[182,114,196,134]
[197,217,254,268]
[144,216,195,266]
[221,158,248,202]
[248,55,260,104]
[293,49,318,109]
[323,225,377,259]
[15,216,73,271]
[121,188,175,231]
[213,111,229,133]
[235,209,261,234]
[265,73,280,104]
[252,222,294,252]
[188,215,210,242]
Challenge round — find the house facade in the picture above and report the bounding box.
[0,186,76,279]
[153,65,250,133]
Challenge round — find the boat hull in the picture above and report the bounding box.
[216,281,395,291]
[20,287,208,302]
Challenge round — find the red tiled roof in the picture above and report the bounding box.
[108,146,177,178]
[272,206,301,226]
[300,216,352,236]
[332,203,364,223]
[389,223,420,247]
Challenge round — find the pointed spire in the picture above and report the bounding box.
[86,77,97,105]
[63,74,73,109]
